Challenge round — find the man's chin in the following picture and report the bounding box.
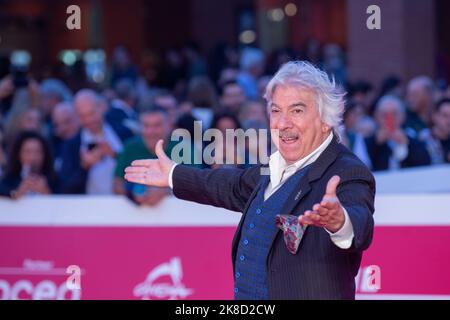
[279,149,302,164]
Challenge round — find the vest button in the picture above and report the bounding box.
[256,208,262,214]
[240,255,245,261]
[235,272,240,279]
[243,239,249,245]
[249,223,255,229]
[234,287,239,293]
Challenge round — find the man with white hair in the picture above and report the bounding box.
[51,101,80,170]
[365,95,431,171]
[124,61,375,300]
[59,89,123,194]
[405,76,435,135]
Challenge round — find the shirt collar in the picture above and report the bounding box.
[269,131,334,188]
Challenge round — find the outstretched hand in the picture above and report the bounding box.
[124,139,175,187]
[298,175,345,233]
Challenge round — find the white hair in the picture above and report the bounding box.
[375,94,406,117]
[264,60,346,133]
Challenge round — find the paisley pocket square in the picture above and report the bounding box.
[275,214,307,254]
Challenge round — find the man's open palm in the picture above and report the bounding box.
[124,139,175,187]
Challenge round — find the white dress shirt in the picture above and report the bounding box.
[81,124,123,195]
[168,131,354,249]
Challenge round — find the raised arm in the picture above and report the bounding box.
[124,139,261,212]
[171,164,260,212]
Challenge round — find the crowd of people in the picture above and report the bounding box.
[0,42,449,206]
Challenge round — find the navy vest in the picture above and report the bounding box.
[234,165,311,299]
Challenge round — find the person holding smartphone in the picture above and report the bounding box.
[365,95,431,171]
[58,89,123,194]
[0,131,58,199]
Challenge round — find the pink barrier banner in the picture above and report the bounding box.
[1,195,450,300]
[1,225,450,300]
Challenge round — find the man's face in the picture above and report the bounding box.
[20,138,44,171]
[154,95,177,124]
[433,103,450,136]
[21,109,41,132]
[375,101,404,131]
[221,84,246,111]
[269,85,329,164]
[40,93,62,117]
[407,83,432,113]
[75,98,103,134]
[52,108,79,140]
[141,112,170,152]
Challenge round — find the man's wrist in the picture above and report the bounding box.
[325,210,345,233]
[168,163,178,189]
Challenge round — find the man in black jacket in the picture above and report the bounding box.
[366,94,431,171]
[58,89,124,194]
[124,61,375,300]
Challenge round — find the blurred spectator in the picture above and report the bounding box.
[348,80,373,111]
[0,131,58,198]
[109,46,138,87]
[237,100,270,167]
[158,48,186,91]
[4,102,43,149]
[188,76,218,129]
[217,67,239,89]
[341,101,372,169]
[58,89,123,194]
[219,80,246,114]
[209,43,239,84]
[39,78,73,123]
[114,106,199,206]
[323,43,346,85]
[140,89,179,127]
[418,98,450,164]
[182,42,208,80]
[0,113,5,175]
[238,100,268,128]
[365,95,431,171]
[257,76,271,100]
[153,90,179,126]
[0,75,15,115]
[370,75,403,115]
[267,47,297,75]
[210,110,247,169]
[105,78,139,142]
[405,76,435,136]
[0,75,40,116]
[51,102,80,170]
[302,38,322,66]
[237,47,265,99]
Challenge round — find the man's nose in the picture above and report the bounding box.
[277,112,293,129]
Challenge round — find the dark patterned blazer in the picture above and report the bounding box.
[172,134,376,299]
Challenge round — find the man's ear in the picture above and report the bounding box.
[322,124,330,133]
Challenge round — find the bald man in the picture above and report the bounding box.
[58,89,123,194]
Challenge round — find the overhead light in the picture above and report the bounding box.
[239,30,256,44]
[268,8,285,22]
[285,3,298,17]
[59,50,82,66]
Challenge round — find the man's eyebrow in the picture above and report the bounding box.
[289,102,307,108]
[270,102,307,108]
[270,102,280,108]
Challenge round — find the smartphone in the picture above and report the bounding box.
[87,142,98,151]
[384,112,396,135]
